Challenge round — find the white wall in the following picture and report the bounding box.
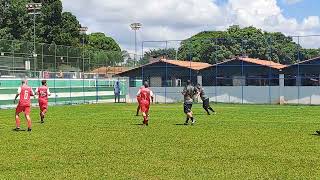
[128,87,184,103]
[284,86,320,104]
[128,86,320,105]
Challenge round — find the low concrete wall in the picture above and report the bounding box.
[0,78,129,109]
[128,86,320,105]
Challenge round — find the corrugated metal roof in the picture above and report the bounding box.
[159,59,212,70]
[238,57,287,70]
[115,59,212,76]
[284,56,320,67]
[92,67,130,74]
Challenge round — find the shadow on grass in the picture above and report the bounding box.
[132,124,144,126]
[12,128,26,132]
[175,123,188,126]
[34,121,44,124]
[192,113,208,116]
[311,133,320,136]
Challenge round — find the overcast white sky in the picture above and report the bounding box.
[61,0,320,53]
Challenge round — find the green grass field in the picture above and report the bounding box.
[1,103,320,179]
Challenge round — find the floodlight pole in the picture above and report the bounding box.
[130,23,142,67]
[26,3,42,73]
[79,26,88,73]
[79,26,88,104]
[135,29,137,63]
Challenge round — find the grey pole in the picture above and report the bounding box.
[135,29,137,66]
[82,37,85,73]
[130,23,142,67]
[26,3,42,75]
[79,26,88,104]
[33,8,37,73]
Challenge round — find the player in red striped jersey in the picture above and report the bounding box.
[14,80,34,131]
[136,85,144,116]
[35,80,51,123]
[136,82,154,126]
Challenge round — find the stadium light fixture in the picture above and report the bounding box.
[79,26,88,73]
[60,56,64,63]
[130,23,142,66]
[26,2,42,72]
[79,26,88,35]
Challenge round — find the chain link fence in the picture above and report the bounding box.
[123,35,320,105]
[1,35,320,107]
[0,39,137,109]
[0,39,142,78]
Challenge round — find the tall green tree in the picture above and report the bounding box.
[35,0,80,45]
[0,0,81,46]
[57,12,81,46]
[85,33,122,68]
[0,0,29,40]
[178,26,320,64]
[140,48,178,65]
[87,33,121,52]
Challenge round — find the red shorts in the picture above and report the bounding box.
[16,106,31,115]
[39,101,48,112]
[140,101,150,113]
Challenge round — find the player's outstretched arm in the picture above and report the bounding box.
[30,89,35,98]
[150,90,154,103]
[14,94,19,104]
[48,88,52,96]
[181,87,187,95]
[34,88,38,97]
[14,87,21,104]
[136,89,141,97]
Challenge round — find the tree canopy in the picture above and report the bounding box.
[86,33,121,52]
[0,0,121,51]
[0,0,123,71]
[177,25,320,65]
[140,48,178,65]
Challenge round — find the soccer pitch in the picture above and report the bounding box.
[1,103,320,179]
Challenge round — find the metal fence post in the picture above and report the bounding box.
[82,46,85,104]
[67,46,72,105]
[11,40,15,76]
[165,41,168,104]
[41,43,44,74]
[54,44,57,105]
[267,36,272,104]
[214,39,218,104]
[297,36,301,105]
[240,39,244,104]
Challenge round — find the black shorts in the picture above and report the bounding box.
[203,98,209,108]
[184,103,193,114]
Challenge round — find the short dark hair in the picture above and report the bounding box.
[187,80,191,85]
[22,79,28,85]
[144,81,149,88]
[42,80,47,85]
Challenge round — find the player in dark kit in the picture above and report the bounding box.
[196,84,215,115]
[182,80,198,125]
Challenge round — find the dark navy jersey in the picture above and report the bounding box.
[182,85,197,104]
